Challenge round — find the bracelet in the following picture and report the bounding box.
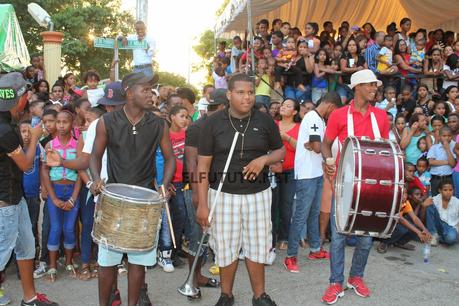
[86,181,94,189]
[67,197,75,206]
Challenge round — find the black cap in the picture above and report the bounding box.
[121,72,159,92]
[208,88,228,106]
[0,72,28,111]
[97,82,126,106]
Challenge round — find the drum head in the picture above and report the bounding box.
[104,183,161,203]
[336,139,355,230]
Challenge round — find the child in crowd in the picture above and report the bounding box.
[396,85,416,119]
[255,58,273,106]
[416,84,433,117]
[19,120,43,248]
[405,162,428,196]
[49,84,65,107]
[42,106,81,281]
[28,100,45,127]
[376,86,397,117]
[74,98,91,132]
[311,49,338,103]
[230,36,243,73]
[269,101,280,119]
[392,114,406,144]
[427,126,456,196]
[424,180,459,246]
[377,35,398,75]
[196,84,215,117]
[213,57,229,89]
[415,157,432,195]
[432,101,449,123]
[430,115,446,143]
[159,106,189,272]
[377,187,431,253]
[417,136,428,158]
[273,36,298,90]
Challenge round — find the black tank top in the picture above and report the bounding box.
[104,109,164,188]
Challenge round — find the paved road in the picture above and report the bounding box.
[3,242,459,306]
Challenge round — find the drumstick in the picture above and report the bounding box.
[161,185,177,249]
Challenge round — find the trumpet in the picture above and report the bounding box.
[178,132,240,298]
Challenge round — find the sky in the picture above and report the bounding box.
[122,0,224,87]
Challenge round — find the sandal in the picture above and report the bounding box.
[198,277,220,288]
[187,288,201,301]
[47,268,57,282]
[90,263,99,278]
[377,242,388,254]
[66,264,78,278]
[78,264,91,281]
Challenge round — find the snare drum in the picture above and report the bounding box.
[334,136,404,238]
[92,183,164,252]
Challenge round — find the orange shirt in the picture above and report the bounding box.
[400,200,413,217]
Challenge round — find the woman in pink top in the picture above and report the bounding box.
[274,99,301,250]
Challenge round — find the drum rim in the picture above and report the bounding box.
[102,183,163,204]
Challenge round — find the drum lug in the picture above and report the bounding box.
[375,212,388,218]
[364,149,376,155]
[379,180,393,186]
[353,230,365,236]
[363,179,377,185]
[368,232,380,237]
[379,150,391,157]
[360,210,373,216]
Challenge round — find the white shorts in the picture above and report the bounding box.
[208,188,272,267]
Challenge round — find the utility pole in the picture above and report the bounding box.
[136,0,148,23]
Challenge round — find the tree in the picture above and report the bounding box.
[192,29,215,82]
[10,0,135,79]
[156,71,198,95]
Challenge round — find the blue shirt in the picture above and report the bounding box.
[415,170,432,195]
[427,142,456,176]
[22,145,41,197]
[365,43,381,73]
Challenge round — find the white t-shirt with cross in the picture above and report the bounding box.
[295,110,325,180]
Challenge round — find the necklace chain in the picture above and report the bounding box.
[123,106,145,135]
[228,109,252,159]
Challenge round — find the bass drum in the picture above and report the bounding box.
[334,136,404,238]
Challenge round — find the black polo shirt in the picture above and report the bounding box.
[185,114,208,148]
[0,112,23,205]
[198,108,283,195]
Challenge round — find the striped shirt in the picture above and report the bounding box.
[365,43,381,73]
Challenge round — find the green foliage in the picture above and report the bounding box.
[8,0,135,80]
[156,71,198,95]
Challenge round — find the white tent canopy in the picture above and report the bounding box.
[215,0,459,37]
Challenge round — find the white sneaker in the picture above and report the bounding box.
[158,250,175,273]
[266,248,276,265]
[33,261,47,279]
[117,262,128,275]
[431,234,439,247]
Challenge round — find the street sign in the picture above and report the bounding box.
[93,37,147,49]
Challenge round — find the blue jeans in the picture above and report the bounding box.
[284,85,311,103]
[329,197,373,284]
[384,223,415,245]
[311,87,328,104]
[256,95,271,107]
[40,202,50,262]
[25,196,40,242]
[287,176,323,256]
[277,170,296,242]
[80,194,96,264]
[426,205,458,245]
[0,198,36,270]
[169,182,187,250]
[47,183,80,251]
[133,65,154,78]
[336,84,353,101]
[158,209,172,251]
[453,171,459,198]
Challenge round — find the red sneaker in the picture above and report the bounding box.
[347,276,371,298]
[321,283,344,305]
[283,257,299,273]
[308,249,329,260]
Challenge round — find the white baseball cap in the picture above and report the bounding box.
[348,69,382,89]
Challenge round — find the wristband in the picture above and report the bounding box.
[86,181,94,189]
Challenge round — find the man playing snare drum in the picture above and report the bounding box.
[90,72,175,306]
[321,70,390,305]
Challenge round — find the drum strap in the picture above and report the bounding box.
[347,107,381,139]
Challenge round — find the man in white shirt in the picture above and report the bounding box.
[126,21,156,78]
[284,92,342,273]
[425,180,459,245]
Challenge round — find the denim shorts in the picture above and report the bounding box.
[0,198,36,270]
[98,246,157,267]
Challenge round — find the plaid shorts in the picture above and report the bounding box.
[208,187,272,267]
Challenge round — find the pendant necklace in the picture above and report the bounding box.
[123,106,145,135]
[228,109,252,159]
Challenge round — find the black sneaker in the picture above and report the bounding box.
[21,293,58,306]
[171,254,184,268]
[252,293,277,306]
[138,284,152,306]
[109,288,121,306]
[215,293,235,306]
